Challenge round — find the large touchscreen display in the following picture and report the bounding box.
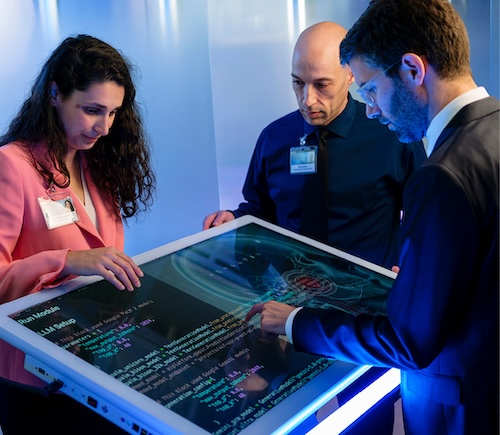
[11,223,393,434]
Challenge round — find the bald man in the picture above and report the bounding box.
[203,22,426,270]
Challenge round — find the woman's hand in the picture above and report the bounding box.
[63,247,144,291]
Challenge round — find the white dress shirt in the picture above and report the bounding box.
[426,87,489,156]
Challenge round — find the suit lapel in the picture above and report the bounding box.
[434,97,499,151]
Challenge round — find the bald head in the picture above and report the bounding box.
[291,22,353,126]
[293,22,348,67]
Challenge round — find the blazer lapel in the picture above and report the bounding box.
[434,97,499,151]
[78,157,119,247]
[32,143,119,247]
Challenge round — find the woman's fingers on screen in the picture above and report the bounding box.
[101,250,144,291]
[65,248,143,291]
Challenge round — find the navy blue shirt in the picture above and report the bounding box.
[233,95,427,269]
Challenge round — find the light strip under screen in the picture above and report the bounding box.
[306,368,401,435]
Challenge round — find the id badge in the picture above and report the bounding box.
[38,193,79,230]
[290,146,317,174]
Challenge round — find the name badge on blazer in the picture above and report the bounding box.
[38,192,79,230]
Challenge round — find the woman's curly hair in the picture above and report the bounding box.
[0,34,155,218]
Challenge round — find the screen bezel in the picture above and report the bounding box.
[0,215,395,434]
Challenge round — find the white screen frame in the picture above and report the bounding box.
[0,216,395,434]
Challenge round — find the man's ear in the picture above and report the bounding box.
[347,69,355,86]
[50,81,59,106]
[399,53,426,87]
[343,64,355,86]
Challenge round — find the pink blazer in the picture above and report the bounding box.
[0,142,124,385]
[0,141,124,304]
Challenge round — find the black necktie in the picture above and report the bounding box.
[301,128,329,243]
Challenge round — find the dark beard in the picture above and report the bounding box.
[390,79,428,143]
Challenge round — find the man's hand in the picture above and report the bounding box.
[245,301,295,336]
[202,210,235,230]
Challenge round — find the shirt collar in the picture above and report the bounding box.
[426,87,489,156]
[303,93,355,138]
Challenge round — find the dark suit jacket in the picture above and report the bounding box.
[293,97,499,435]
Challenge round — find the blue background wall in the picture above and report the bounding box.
[0,0,497,256]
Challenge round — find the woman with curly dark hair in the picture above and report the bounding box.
[0,34,155,306]
[0,35,155,434]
